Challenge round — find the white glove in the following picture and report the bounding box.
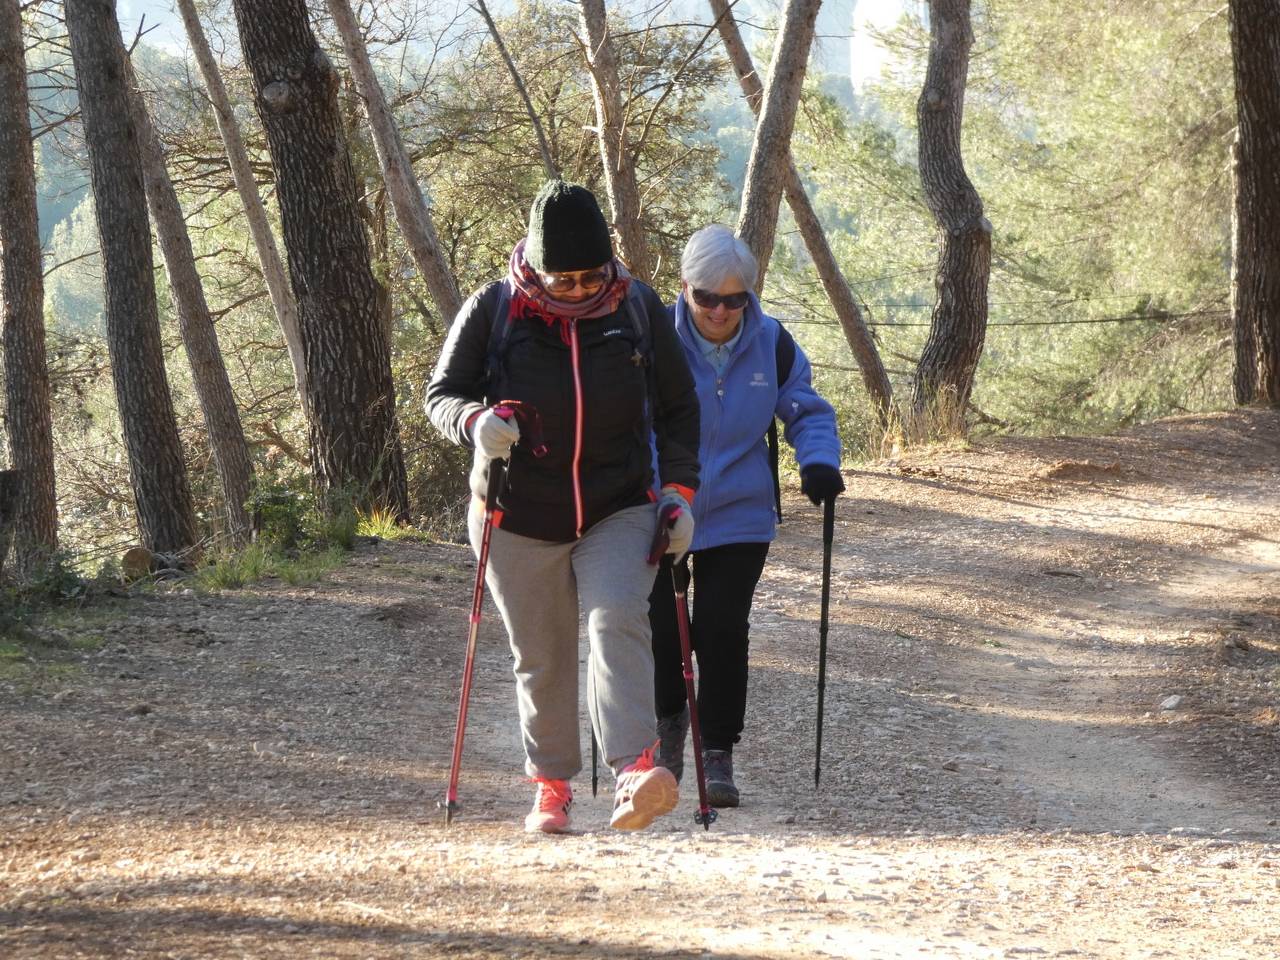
[657,490,694,562]
[472,408,521,461]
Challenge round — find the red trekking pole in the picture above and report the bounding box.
[648,503,717,830]
[441,401,546,825]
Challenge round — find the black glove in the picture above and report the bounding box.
[800,464,845,505]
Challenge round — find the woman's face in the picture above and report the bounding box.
[537,265,610,303]
[683,278,749,345]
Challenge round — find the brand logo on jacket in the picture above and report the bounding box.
[750,371,769,387]
[602,327,624,337]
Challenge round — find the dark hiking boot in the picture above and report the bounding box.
[702,749,739,808]
[656,706,689,783]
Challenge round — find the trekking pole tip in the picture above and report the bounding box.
[438,798,459,825]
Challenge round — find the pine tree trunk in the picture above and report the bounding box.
[231,0,409,518]
[66,0,198,556]
[174,0,311,423]
[1228,0,1280,406]
[124,55,254,544]
[326,0,462,324]
[910,0,992,434]
[1230,133,1257,404]
[735,0,822,288]
[710,0,894,425]
[0,0,58,574]
[577,0,653,279]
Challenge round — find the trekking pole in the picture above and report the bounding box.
[648,504,716,830]
[814,494,835,788]
[591,733,599,797]
[441,401,547,825]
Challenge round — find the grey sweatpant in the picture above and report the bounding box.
[469,501,660,780]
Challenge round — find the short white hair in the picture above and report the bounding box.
[680,224,758,291]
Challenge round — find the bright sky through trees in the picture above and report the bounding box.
[115,0,912,92]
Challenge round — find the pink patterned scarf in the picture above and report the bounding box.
[507,239,632,344]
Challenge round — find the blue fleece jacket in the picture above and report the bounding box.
[670,292,841,551]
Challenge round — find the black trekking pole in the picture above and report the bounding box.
[814,494,835,788]
[648,504,716,830]
[441,402,546,825]
[591,733,599,797]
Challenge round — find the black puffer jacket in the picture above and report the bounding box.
[425,279,700,542]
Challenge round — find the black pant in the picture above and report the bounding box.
[649,541,770,752]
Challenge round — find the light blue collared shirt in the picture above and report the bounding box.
[686,316,744,376]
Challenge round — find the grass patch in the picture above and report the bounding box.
[277,546,347,585]
[0,554,110,686]
[196,544,272,590]
[192,543,347,591]
[357,508,417,541]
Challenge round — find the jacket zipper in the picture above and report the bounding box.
[569,321,586,537]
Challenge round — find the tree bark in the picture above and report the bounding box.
[327,0,463,325]
[231,0,409,518]
[0,0,58,574]
[174,0,311,423]
[710,0,893,424]
[734,0,822,289]
[66,0,198,555]
[1228,0,1280,406]
[124,55,254,544]
[474,0,558,180]
[909,0,992,434]
[577,0,653,279]
[1230,133,1257,404]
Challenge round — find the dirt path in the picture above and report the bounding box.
[3,411,1278,959]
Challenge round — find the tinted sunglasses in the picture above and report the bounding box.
[690,287,749,310]
[539,268,610,295]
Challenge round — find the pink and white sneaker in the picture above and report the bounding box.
[525,777,573,834]
[610,742,678,831]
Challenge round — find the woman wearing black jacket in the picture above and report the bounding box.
[425,180,701,833]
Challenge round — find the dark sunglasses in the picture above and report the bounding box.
[690,287,749,310]
[539,268,610,295]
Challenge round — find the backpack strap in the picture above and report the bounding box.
[621,284,658,429]
[769,322,798,523]
[483,281,515,402]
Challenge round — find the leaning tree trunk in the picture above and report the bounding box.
[577,0,653,280]
[475,0,558,179]
[710,0,893,425]
[125,55,254,544]
[909,0,992,436]
[327,0,462,324]
[1228,0,1280,406]
[735,0,822,290]
[66,0,198,556]
[231,0,409,518]
[0,0,58,573]
[174,0,311,423]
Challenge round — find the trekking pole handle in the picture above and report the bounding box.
[822,495,835,543]
[492,399,548,458]
[646,500,682,565]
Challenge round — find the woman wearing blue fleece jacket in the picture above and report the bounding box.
[649,224,845,807]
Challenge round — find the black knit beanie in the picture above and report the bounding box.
[524,179,614,273]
